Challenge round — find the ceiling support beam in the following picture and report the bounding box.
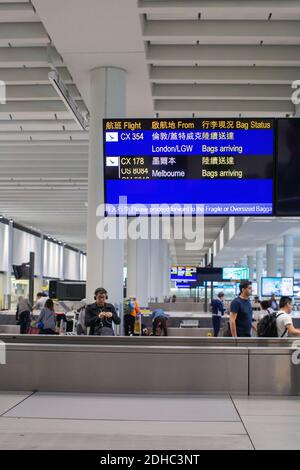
[144,20,300,44]
[146,44,300,66]
[149,65,300,84]
[152,83,292,100]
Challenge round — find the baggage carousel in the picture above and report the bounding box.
[0,334,300,396]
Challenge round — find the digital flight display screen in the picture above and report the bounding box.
[171,266,197,281]
[103,118,274,216]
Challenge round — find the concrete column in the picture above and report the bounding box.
[79,253,86,281]
[39,234,44,285]
[149,239,164,303]
[33,235,44,296]
[86,67,126,305]
[4,220,13,309]
[76,250,80,281]
[247,255,254,281]
[266,244,277,277]
[162,241,171,300]
[256,251,264,298]
[63,246,67,280]
[127,238,150,308]
[60,244,65,280]
[283,235,294,278]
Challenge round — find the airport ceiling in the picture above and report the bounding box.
[0,0,89,249]
[140,0,300,118]
[215,218,300,268]
[1,0,300,261]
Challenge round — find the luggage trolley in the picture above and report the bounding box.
[134,313,142,336]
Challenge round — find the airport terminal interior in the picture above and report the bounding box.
[1,0,300,452]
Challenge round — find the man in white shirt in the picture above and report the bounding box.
[276,296,300,337]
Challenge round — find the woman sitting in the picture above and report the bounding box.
[37,298,57,335]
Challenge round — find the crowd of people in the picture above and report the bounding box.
[16,292,57,335]
[16,282,300,339]
[15,287,169,337]
[211,280,300,338]
[84,288,169,337]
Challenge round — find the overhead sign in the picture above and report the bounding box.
[171,266,197,281]
[223,267,250,281]
[103,118,274,216]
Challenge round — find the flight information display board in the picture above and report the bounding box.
[175,281,193,289]
[103,118,274,216]
[171,266,197,281]
[196,267,223,282]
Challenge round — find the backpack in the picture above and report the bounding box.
[257,312,286,338]
[124,299,135,316]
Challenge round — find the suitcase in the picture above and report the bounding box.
[134,315,142,336]
[27,327,40,335]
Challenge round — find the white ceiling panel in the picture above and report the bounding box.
[0,0,298,261]
[0,1,88,249]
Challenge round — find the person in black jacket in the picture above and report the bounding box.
[85,287,120,336]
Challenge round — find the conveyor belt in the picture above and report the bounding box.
[0,336,300,395]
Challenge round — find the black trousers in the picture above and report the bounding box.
[39,329,56,335]
[153,316,168,336]
[19,311,31,334]
[124,314,135,336]
[212,315,222,337]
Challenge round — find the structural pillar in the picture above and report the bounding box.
[256,251,264,298]
[60,244,65,280]
[266,244,277,277]
[283,235,294,278]
[86,67,126,305]
[4,220,13,309]
[76,250,81,281]
[149,239,164,303]
[63,246,67,280]
[35,234,44,295]
[127,238,150,308]
[247,255,254,281]
[162,241,171,300]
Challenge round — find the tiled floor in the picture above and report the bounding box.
[0,391,299,449]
